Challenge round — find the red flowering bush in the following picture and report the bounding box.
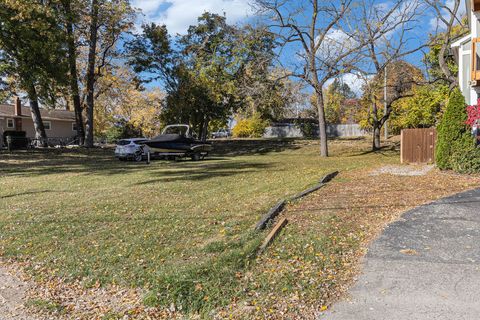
[466,98,480,127]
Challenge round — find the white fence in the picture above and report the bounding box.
[263,123,367,138]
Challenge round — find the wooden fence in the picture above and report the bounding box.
[400,128,437,164]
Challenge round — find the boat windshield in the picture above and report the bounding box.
[162,125,189,136]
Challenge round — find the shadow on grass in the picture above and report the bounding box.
[135,160,274,184]
[0,189,58,199]
[0,140,295,178]
[346,145,399,157]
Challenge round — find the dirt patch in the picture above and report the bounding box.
[0,261,43,320]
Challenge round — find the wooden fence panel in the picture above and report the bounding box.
[401,128,436,164]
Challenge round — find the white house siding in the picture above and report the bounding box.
[453,7,480,105]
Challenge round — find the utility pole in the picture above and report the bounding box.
[384,65,388,140]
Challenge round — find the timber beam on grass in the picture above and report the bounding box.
[255,199,286,231]
[258,217,288,253]
[254,171,339,232]
[290,171,339,201]
[320,171,339,184]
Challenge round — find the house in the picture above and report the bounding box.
[451,0,480,105]
[0,98,77,148]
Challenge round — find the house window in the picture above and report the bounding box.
[472,38,480,82]
[6,118,14,129]
[72,122,78,131]
[44,121,51,130]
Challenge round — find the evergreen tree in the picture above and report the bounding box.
[435,88,468,169]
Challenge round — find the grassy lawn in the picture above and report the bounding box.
[0,139,412,318]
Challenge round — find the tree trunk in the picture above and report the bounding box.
[200,117,209,141]
[84,0,98,148]
[315,90,328,157]
[27,84,47,147]
[373,123,381,150]
[64,0,85,145]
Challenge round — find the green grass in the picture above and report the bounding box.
[0,139,398,315]
[26,298,65,314]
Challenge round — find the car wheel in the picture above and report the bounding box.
[134,153,143,162]
[191,153,201,161]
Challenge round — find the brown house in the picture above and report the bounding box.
[0,98,77,148]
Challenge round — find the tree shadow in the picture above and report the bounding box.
[135,160,274,185]
[346,145,399,157]
[0,189,59,199]
[0,143,279,179]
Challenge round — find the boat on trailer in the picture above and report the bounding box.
[142,124,212,160]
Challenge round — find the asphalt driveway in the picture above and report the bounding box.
[320,188,480,320]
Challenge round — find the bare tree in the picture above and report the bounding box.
[426,0,466,88]
[254,0,366,157]
[355,0,427,150]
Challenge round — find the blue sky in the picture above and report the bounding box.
[130,0,466,94]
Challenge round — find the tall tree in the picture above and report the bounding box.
[61,0,86,145]
[128,13,277,140]
[84,0,99,148]
[82,0,135,147]
[355,0,426,150]
[0,0,67,146]
[254,0,366,156]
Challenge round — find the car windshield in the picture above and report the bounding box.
[163,126,188,136]
[117,140,132,146]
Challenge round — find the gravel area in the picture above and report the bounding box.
[371,165,434,176]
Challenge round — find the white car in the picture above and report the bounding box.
[211,128,231,139]
[114,138,150,162]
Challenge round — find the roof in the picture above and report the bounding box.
[0,104,75,121]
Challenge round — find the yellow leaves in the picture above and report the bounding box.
[399,249,418,256]
[94,67,165,137]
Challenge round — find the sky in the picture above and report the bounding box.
[131,0,253,35]
[130,0,464,96]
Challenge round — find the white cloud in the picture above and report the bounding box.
[325,73,372,96]
[132,0,252,35]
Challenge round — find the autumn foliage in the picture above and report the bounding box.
[466,98,480,127]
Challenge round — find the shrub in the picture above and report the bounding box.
[451,137,480,174]
[232,114,268,138]
[435,88,468,170]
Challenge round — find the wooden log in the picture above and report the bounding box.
[255,199,286,231]
[319,171,339,184]
[290,183,325,201]
[258,218,288,253]
[289,170,339,201]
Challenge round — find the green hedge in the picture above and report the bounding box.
[435,87,479,173]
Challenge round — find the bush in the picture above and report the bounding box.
[451,140,480,174]
[232,114,268,138]
[435,88,468,170]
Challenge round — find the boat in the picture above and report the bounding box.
[142,124,212,160]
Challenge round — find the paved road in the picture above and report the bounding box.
[320,188,480,320]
